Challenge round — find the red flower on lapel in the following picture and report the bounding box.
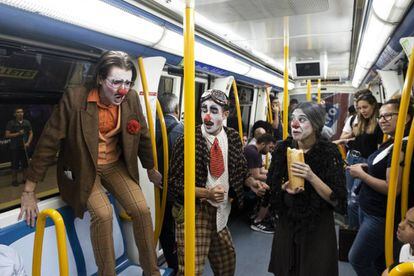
[127,119,141,135]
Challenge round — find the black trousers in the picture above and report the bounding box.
[159,200,178,273]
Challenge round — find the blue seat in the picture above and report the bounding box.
[0,196,173,275]
[0,199,78,275]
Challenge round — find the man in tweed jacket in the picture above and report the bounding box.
[169,89,268,276]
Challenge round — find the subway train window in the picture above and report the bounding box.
[158,76,174,94]
[227,86,253,134]
[0,47,96,211]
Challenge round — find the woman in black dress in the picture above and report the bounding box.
[266,102,347,276]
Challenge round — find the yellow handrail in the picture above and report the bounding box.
[317,79,321,104]
[153,99,169,243]
[32,209,68,276]
[232,80,244,141]
[306,79,312,102]
[401,120,414,218]
[138,57,161,244]
[265,153,270,170]
[184,0,196,275]
[389,262,414,275]
[266,87,273,124]
[337,144,347,161]
[385,46,414,267]
[282,16,289,140]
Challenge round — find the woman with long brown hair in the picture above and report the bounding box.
[336,91,383,228]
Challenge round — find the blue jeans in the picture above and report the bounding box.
[346,153,366,229]
[348,208,385,276]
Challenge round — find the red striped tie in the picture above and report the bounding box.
[210,138,224,178]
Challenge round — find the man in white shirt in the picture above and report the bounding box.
[382,207,414,275]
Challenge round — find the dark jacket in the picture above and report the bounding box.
[27,86,154,217]
[169,126,249,209]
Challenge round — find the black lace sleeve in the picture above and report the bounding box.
[321,143,347,214]
[263,140,290,213]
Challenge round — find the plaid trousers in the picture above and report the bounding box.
[176,202,236,276]
[86,160,160,276]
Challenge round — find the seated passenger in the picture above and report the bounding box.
[169,89,269,276]
[348,96,414,276]
[382,207,414,276]
[266,102,347,276]
[248,124,267,146]
[18,51,161,276]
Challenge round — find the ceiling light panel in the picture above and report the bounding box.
[1,0,165,45]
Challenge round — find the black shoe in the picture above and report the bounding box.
[12,181,19,187]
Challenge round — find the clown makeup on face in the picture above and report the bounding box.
[290,109,314,142]
[99,66,133,106]
[201,99,229,136]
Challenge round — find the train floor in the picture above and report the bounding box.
[202,214,357,276]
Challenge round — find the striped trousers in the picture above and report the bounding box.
[175,202,236,276]
[86,160,160,276]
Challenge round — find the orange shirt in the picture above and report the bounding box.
[87,89,121,164]
[87,89,118,134]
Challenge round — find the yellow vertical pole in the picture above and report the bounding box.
[154,99,169,242]
[401,120,414,218]
[385,46,414,267]
[317,79,321,104]
[138,57,161,244]
[33,209,68,276]
[184,0,196,275]
[306,80,312,102]
[282,16,289,140]
[232,80,244,141]
[266,87,273,124]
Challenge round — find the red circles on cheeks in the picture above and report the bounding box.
[117,88,129,96]
[203,114,211,123]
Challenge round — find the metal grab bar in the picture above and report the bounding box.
[184,1,196,275]
[337,144,347,161]
[32,209,68,276]
[401,120,414,218]
[266,87,273,124]
[282,16,289,140]
[138,57,161,244]
[389,262,414,275]
[385,46,414,267]
[232,80,244,141]
[154,99,169,243]
[317,79,321,104]
[306,80,312,102]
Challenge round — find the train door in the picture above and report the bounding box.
[227,83,254,136]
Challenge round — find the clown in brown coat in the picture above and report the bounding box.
[18,51,161,276]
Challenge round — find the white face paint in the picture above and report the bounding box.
[201,99,228,136]
[99,66,133,106]
[290,109,314,142]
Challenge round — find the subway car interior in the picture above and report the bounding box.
[0,0,414,275]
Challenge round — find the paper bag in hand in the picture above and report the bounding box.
[287,147,305,190]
